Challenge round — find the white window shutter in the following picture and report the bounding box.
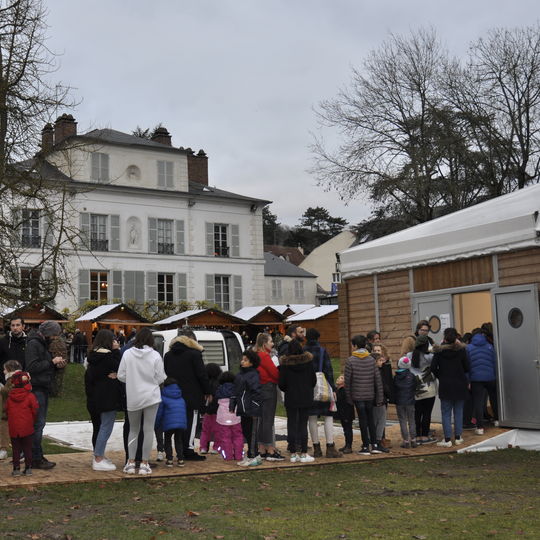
[79,269,90,304]
[148,217,157,253]
[112,270,123,301]
[80,212,90,248]
[231,224,240,257]
[175,220,185,255]
[177,273,187,301]
[101,153,109,182]
[166,161,174,187]
[147,271,157,302]
[91,153,100,181]
[206,222,214,256]
[42,211,53,248]
[233,275,243,312]
[205,274,215,304]
[110,215,120,251]
[135,271,145,303]
[124,271,135,301]
[157,161,165,187]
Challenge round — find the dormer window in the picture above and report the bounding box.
[157,160,173,188]
[91,152,110,183]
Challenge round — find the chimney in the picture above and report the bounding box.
[54,114,77,144]
[151,127,172,146]
[187,148,209,186]
[41,123,54,152]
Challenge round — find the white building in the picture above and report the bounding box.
[15,115,268,312]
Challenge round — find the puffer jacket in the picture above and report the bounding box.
[278,351,316,409]
[6,385,39,438]
[393,369,417,406]
[231,366,261,417]
[431,342,470,401]
[155,383,187,431]
[466,333,496,382]
[344,350,383,405]
[25,331,54,392]
[216,382,239,426]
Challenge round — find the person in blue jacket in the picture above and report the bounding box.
[466,328,498,435]
[155,377,187,467]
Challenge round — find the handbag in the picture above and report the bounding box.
[313,348,332,402]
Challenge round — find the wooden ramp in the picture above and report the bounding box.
[0,423,507,488]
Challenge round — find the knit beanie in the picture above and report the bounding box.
[11,371,31,388]
[415,335,429,348]
[398,357,411,370]
[39,321,62,338]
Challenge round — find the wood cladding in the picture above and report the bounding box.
[498,248,540,287]
[413,256,493,292]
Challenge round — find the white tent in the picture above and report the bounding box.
[340,183,540,277]
[458,430,540,453]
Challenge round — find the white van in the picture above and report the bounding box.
[152,329,245,373]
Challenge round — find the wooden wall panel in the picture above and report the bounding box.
[498,248,540,288]
[299,311,340,358]
[377,270,412,363]
[414,256,493,292]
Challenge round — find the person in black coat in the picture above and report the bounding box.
[230,349,262,465]
[0,317,27,382]
[163,329,211,461]
[278,340,316,462]
[335,374,355,453]
[431,328,470,447]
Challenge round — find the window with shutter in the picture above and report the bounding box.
[21,209,41,248]
[157,273,174,303]
[157,219,174,254]
[177,273,187,301]
[272,279,282,301]
[214,275,230,312]
[109,215,120,251]
[91,152,109,183]
[233,275,242,312]
[112,270,123,301]
[205,274,215,304]
[148,218,157,253]
[157,160,173,188]
[175,220,185,255]
[90,271,109,301]
[79,269,90,304]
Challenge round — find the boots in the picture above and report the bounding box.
[325,443,343,458]
[339,444,353,454]
[312,443,323,458]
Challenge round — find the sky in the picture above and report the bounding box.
[44,0,540,227]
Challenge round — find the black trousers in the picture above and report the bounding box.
[415,397,435,437]
[285,406,309,453]
[471,380,499,427]
[354,400,377,447]
[123,413,144,463]
[164,429,184,460]
[241,416,260,458]
[183,407,200,455]
[340,419,353,446]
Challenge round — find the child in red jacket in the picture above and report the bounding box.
[6,371,39,476]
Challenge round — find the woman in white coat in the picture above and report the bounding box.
[117,327,166,475]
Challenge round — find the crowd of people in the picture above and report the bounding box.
[0,316,499,478]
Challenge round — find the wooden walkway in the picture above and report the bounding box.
[0,423,505,488]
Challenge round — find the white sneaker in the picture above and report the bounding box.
[92,458,116,471]
[475,428,484,435]
[436,440,452,448]
[138,462,152,475]
[123,461,136,474]
[0,449,7,460]
[237,457,250,466]
[290,453,299,463]
[199,449,208,455]
[156,452,165,461]
[299,454,315,463]
[208,448,219,454]
[454,437,465,446]
[493,421,500,427]
[247,455,263,467]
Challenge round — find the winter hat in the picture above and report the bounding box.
[398,357,411,370]
[415,334,430,348]
[11,371,31,388]
[39,321,62,338]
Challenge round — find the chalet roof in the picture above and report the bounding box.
[340,183,540,277]
[264,253,316,278]
[286,305,339,321]
[232,304,315,321]
[75,303,147,322]
[154,309,207,326]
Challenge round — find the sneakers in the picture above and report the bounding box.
[156,451,165,461]
[436,440,453,448]
[339,445,353,454]
[400,442,411,449]
[199,448,208,455]
[123,461,136,474]
[177,459,185,467]
[411,441,418,448]
[12,469,21,477]
[92,458,117,471]
[32,458,56,470]
[23,468,32,476]
[454,437,465,446]
[373,442,390,454]
[138,462,152,475]
[0,449,7,460]
[266,451,285,462]
[299,453,315,463]
[247,455,263,467]
[237,456,251,466]
[166,459,174,467]
[290,453,299,463]
[358,447,371,456]
[493,420,500,427]
[370,445,383,454]
[475,428,485,435]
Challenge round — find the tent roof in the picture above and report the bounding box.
[233,304,316,321]
[286,305,338,321]
[340,184,540,277]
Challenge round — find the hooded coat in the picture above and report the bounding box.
[117,345,166,411]
[278,351,316,409]
[0,331,26,382]
[344,350,383,405]
[163,336,211,410]
[393,369,417,406]
[85,348,123,413]
[6,385,39,438]
[431,342,470,401]
[155,383,187,432]
[231,366,262,417]
[25,330,54,392]
[466,333,497,382]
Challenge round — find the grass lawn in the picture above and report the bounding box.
[1,449,538,539]
[47,363,89,422]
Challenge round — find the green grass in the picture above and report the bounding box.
[1,449,538,538]
[47,363,89,422]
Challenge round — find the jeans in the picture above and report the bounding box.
[441,399,465,439]
[94,410,117,457]
[32,389,48,462]
[372,404,387,441]
[396,404,416,441]
[471,380,498,428]
[354,400,377,448]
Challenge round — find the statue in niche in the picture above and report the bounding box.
[126,217,141,250]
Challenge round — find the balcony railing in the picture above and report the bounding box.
[158,242,175,254]
[214,245,229,257]
[90,238,109,251]
[21,235,41,248]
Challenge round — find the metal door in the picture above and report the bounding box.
[493,285,540,428]
[412,294,453,344]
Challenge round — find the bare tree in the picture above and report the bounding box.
[0,0,79,306]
